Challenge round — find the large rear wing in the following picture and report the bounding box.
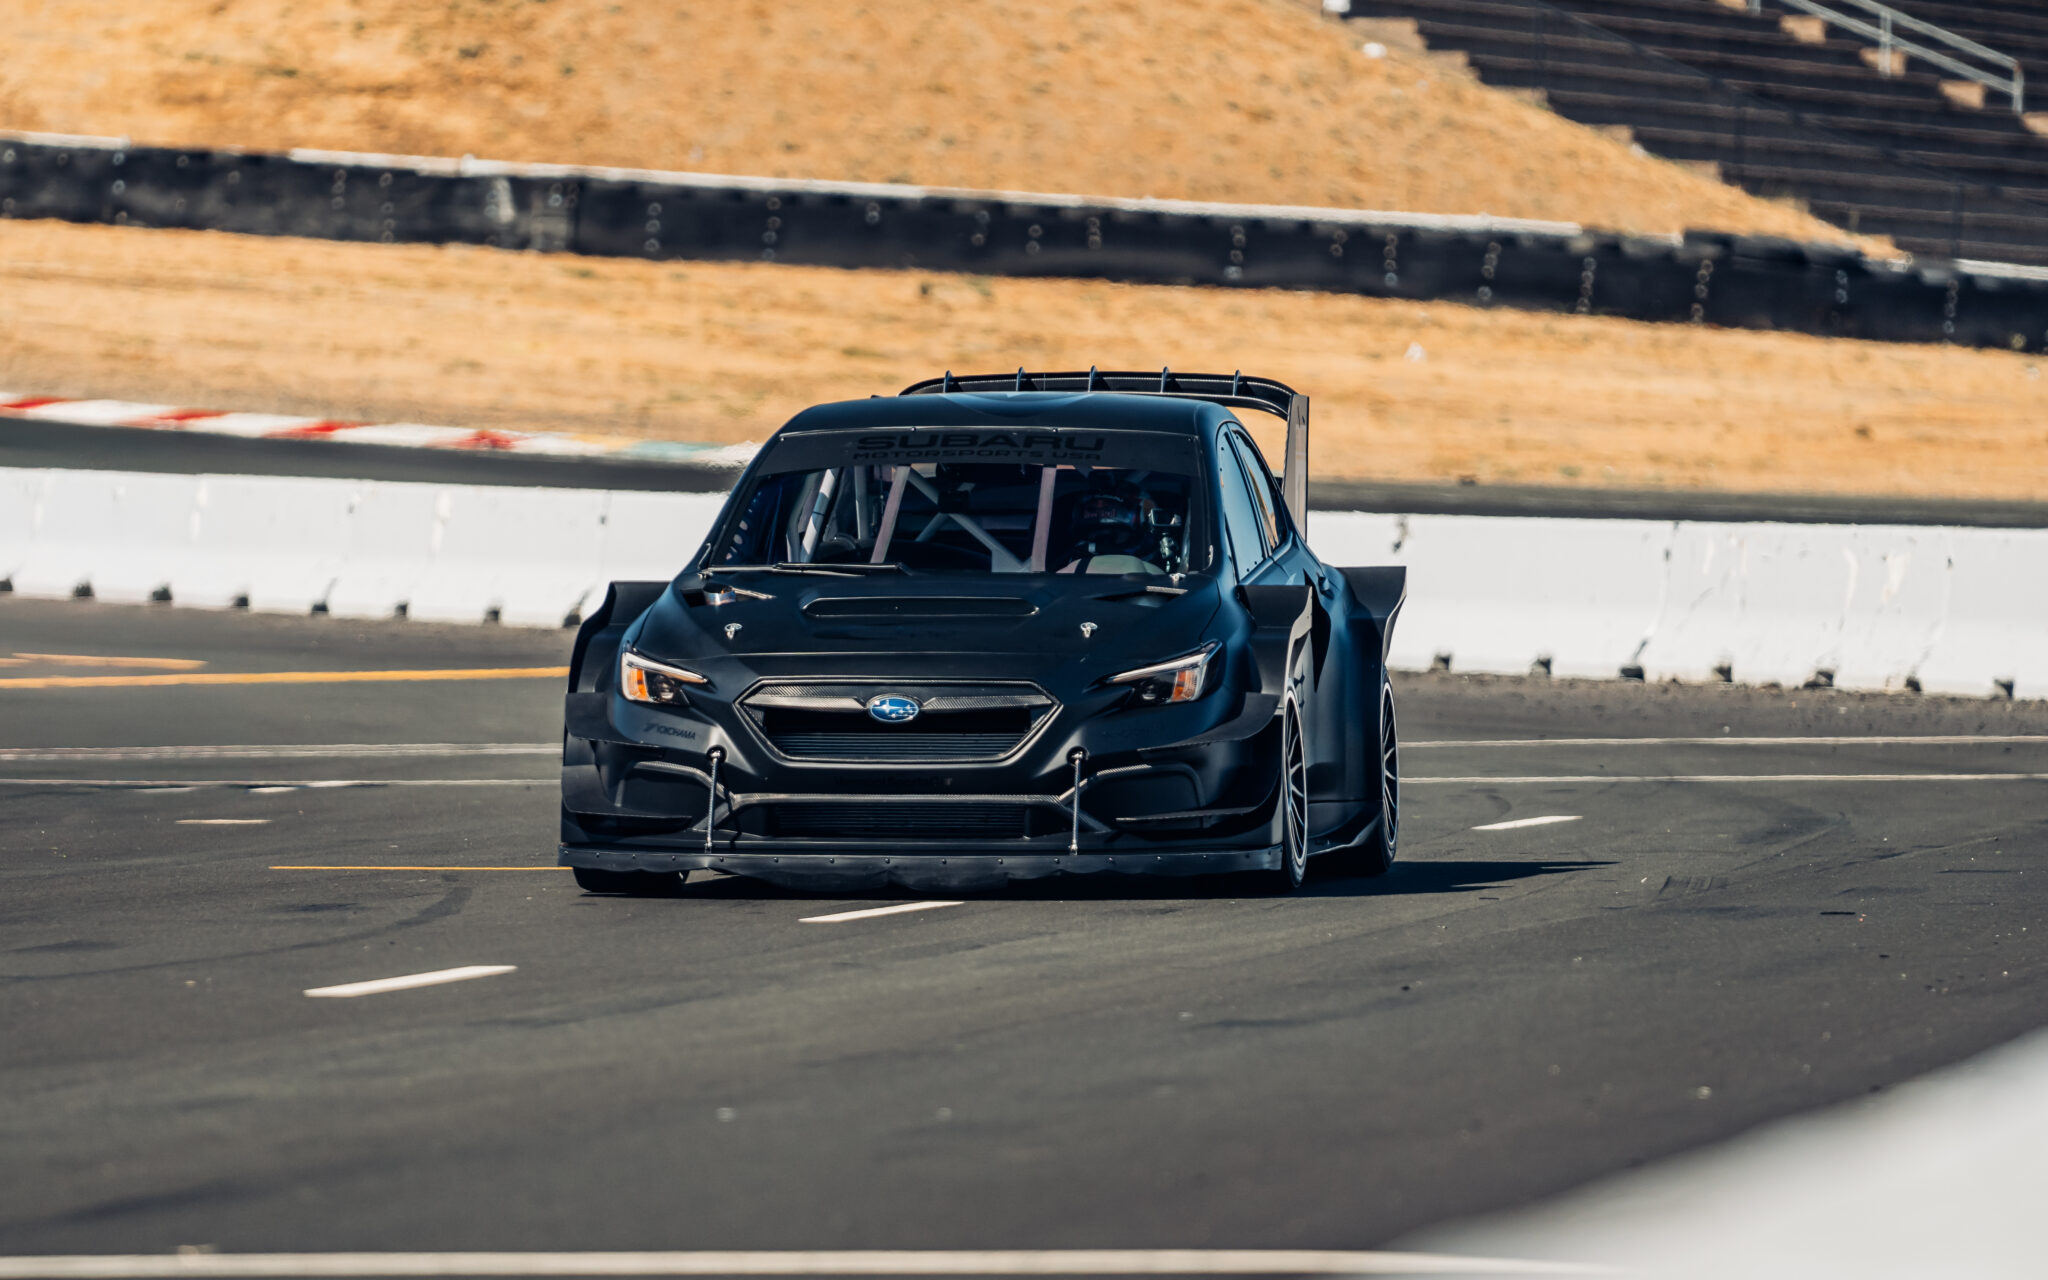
[899,367,1311,532]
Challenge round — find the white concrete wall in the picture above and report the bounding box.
[1,469,2040,700]
[0,468,726,628]
[1316,511,2044,700]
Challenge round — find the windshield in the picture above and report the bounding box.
[704,428,1209,576]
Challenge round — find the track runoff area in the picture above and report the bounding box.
[2,596,2045,1278]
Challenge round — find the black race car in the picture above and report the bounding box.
[560,369,1406,894]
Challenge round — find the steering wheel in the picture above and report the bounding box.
[811,534,864,563]
[1062,524,1146,564]
[890,539,989,570]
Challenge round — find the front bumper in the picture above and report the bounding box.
[561,663,1294,884]
[567,678,1290,853]
[559,841,1282,889]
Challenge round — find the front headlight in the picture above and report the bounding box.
[1107,641,1219,706]
[619,651,709,706]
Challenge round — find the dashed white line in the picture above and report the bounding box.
[303,965,516,999]
[0,778,543,789]
[175,819,271,826]
[0,743,554,762]
[1408,735,2048,748]
[1472,815,1582,831]
[801,901,964,924]
[1410,773,2048,785]
[0,1250,1608,1277]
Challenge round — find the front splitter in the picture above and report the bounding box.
[559,843,1281,889]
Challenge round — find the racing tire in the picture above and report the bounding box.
[1243,700,1311,895]
[572,866,682,896]
[1320,675,1399,879]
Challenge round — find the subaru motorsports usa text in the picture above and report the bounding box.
[560,369,1406,893]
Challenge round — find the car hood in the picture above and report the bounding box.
[628,571,1223,687]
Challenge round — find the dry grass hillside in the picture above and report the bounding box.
[6,220,2044,501]
[1,0,1850,241]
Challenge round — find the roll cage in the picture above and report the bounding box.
[702,429,1212,576]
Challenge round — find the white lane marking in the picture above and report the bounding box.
[0,743,554,762]
[0,1250,1609,1277]
[0,778,543,789]
[303,965,516,999]
[175,819,271,825]
[1411,773,2048,784]
[801,901,965,924]
[1408,735,2048,748]
[1472,815,1582,831]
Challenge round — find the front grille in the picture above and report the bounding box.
[741,681,1055,763]
[770,733,1023,760]
[767,802,1029,839]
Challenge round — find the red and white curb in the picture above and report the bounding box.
[0,393,760,467]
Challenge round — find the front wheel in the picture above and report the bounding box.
[573,866,682,895]
[1243,700,1310,895]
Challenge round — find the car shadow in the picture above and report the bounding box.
[1305,858,1615,898]
[592,858,1614,902]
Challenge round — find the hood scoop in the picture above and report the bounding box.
[803,596,1038,619]
[1092,584,1188,604]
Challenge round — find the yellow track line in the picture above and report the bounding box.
[0,667,568,690]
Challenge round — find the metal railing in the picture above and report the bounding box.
[1467,0,2046,257]
[1747,0,2025,114]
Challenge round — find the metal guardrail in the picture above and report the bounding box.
[1748,0,2025,114]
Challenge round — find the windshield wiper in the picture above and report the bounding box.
[766,561,907,576]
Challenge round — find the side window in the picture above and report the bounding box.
[1230,433,1281,550]
[1215,436,1270,577]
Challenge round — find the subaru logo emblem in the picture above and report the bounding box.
[866,694,921,725]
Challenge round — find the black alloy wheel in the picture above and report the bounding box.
[1285,701,1311,884]
[1376,678,1400,869]
[1248,700,1311,894]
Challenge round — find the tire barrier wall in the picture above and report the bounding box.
[3,132,2045,351]
[3,468,2041,700]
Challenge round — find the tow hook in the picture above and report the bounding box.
[1068,747,1088,853]
[705,747,726,852]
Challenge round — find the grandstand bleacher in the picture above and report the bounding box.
[1347,0,2048,265]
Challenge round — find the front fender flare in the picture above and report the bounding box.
[1238,583,1315,698]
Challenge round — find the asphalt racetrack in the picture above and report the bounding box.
[3,596,2046,1258]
